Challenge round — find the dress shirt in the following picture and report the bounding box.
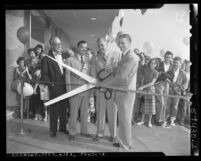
[173,68,179,83]
[164,63,170,72]
[53,51,63,74]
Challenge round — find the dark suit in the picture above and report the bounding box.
[41,50,68,134]
[157,61,173,74]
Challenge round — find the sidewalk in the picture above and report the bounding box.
[6,118,190,155]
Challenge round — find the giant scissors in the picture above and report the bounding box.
[44,55,192,107]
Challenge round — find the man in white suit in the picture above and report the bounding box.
[91,38,120,142]
[103,34,139,149]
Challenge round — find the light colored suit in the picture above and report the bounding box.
[65,53,91,135]
[91,51,120,138]
[105,49,139,149]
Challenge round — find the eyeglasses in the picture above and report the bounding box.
[52,43,62,47]
[165,56,172,59]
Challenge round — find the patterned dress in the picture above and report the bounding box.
[142,67,159,115]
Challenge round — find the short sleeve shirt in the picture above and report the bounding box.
[143,67,159,85]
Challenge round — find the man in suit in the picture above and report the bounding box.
[157,51,173,74]
[41,37,68,137]
[65,40,91,140]
[176,60,191,126]
[165,56,188,127]
[154,51,174,126]
[103,34,139,149]
[91,38,120,142]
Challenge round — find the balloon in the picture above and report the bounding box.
[108,33,116,43]
[160,49,166,58]
[183,36,189,46]
[17,26,30,44]
[143,41,154,55]
[140,9,147,15]
[17,82,34,97]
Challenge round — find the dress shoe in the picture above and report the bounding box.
[110,136,117,142]
[59,129,69,135]
[136,121,144,126]
[155,121,163,126]
[148,123,153,128]
[69,135,75,140]
[178,122,184,126]
[92,135,103,141]
[80,133,91,138]
[113,142,121,148]
[50,132,56,138]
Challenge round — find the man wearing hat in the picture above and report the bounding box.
[41,37,68,138]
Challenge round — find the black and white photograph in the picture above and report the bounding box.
[5,4,198,156]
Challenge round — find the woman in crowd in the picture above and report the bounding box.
[137,58,159,128]
[34,44,46,59]
[26,48,37,68]
[29,58,44,120]
[12,56,32,118]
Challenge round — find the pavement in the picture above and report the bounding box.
[6,114,190,156]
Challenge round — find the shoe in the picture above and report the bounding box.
[38,115,43,121]
[50,131,56,138]
[59,129,69,135]
[170,122,175,126]
[110,136,117,142]
[113,142,121,148]
[92,135,102,141]
[163,124,171,128]
[148,123,152,128]
[178,122,184,126]
[132,120,137,126]
[69,135,75,140]
[80,133,91,138]
[43,117,48,122]
[34,115,38,121]
[161,122,167,128]
[137,121,144,126]
[155,121,163,126]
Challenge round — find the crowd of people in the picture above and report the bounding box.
[11,33,191,150]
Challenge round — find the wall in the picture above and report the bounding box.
[6,10,25,107]
[108,4,190,60]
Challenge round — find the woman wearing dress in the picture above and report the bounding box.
[12,57,32,118]
[137,58,159,128]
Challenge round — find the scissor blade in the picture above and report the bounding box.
[44,84,95,106]
[46,55,97,83]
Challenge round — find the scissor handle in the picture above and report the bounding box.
[104,88,113,100]
[97,69,112,82]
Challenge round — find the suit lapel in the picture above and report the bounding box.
[49,51,63,75]
[72,55,82,71]
[119,49,130,65]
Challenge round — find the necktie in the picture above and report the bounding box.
[103,54,106,63]
[121,53,124,60]
[81,56,84,69]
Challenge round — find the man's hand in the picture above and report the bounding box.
[138,87,144,91]
[96,80,104,88]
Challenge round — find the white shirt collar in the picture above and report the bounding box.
[164,63,170,72]
[122,48,130,56]
[173,68,180,83]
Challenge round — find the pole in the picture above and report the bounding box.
[20,77,25,135]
